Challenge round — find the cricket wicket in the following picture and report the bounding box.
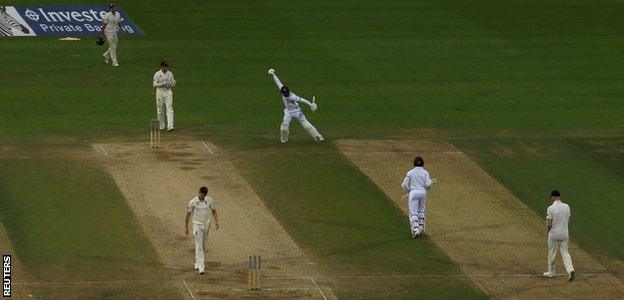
[247,255,261,290]
[149,119,160,148]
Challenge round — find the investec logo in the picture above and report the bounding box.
[21,7,133,34]
[25,8,107,23]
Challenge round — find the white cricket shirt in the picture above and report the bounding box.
[153,70,176,93]
[282,92,309,112]
[102,12,121,34]
[187,196,216,227]
[402,167,433,194]
[546,200,571,240]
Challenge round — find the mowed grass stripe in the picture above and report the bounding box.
[216,136,484,299]
[336,139,624,298]
[2,0,624,139]
[572,138,624,181]
[0,147,181,298]
[454,138,624,274]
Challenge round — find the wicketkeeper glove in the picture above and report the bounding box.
[96,36,105,46]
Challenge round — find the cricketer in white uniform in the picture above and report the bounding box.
[267,68,324,143]
[185,186,220,275]
[153,61,176,130]
[101,4,122,67]
[543,190,575,281]
[402,156,435,238]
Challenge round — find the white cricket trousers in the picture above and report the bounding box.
[156,90,174,130]
[547,238,574,274]
[193,224,210,270]
[280,109,322,142]
[103,32,118,64]
[408,191,427,234]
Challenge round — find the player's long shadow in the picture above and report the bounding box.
[304,218,407,236]
[303,218,416,258]
[73,253,174,271]
[319,236,416,258]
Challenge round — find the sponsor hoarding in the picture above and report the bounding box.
[0,5,142,37]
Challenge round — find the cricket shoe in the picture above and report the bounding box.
[167,128,175,132]
[411,230,420,239]
[198,269,205,275]
[112,62,119,67]
[103,54,109,64]
[568,271,575,281]
[542,271,554,278]
[315,135,324,142]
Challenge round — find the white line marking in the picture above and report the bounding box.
[343,151,464,155]
[14,280,156,286]
[265,273,613,280]
[182,280,195,300]
[13,272,613,286]
[200,141,214,155]
[308,276,327,300]
[98,144,109,158]
[196,287,315,292]
[0,155,97,159]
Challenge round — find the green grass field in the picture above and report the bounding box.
[216,136,483,298]
[2,0,623,298]
[455,138,624,275]
[0,146,181,298]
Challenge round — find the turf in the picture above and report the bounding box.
[2,0,624,297]
[572,138,624,180]
[454,138,624,274]
[0,146,181,298]
[2,0,624,139]
[216,136,484,299]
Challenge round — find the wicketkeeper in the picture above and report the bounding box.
[153,61,176,131]
[268,68,324,143]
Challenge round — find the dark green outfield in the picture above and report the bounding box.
[2,0,624,298]
[2,0,624,138]
[0,148,181,298]
[455,138,624,275]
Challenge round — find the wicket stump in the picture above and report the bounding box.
[248,255,261,290]
[149,119,160,148]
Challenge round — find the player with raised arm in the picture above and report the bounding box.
[268,68,324,143]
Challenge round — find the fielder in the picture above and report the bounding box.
[101,4,122,67]
[267,68,324,143]
[184,186,220,275]
[153,61,176,131]
[401,156,436,238]
[543,190,575,281]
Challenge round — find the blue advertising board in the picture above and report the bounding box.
[0,5,142,37]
